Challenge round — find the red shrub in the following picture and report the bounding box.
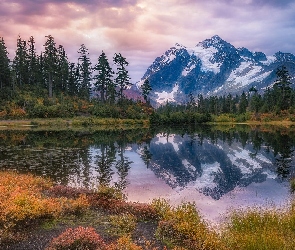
[47,226,106,250]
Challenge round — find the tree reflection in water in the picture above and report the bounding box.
[0,125,294,194]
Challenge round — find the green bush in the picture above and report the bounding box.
[108,213,137,236]
[214,114,233,122]
[28,104,48,118]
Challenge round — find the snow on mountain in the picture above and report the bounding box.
[154,84,179,104]
[187,46,220,74]
[138,35,295,104]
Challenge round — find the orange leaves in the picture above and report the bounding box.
[0,172,89,232]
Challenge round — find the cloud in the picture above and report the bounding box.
[0,0,295,82]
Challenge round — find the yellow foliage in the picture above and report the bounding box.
[154,201,227,250]
[0,172,89,233]
[108,235,143,250]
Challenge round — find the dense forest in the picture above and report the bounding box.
[0,35,294,122]
[0,35,153,119]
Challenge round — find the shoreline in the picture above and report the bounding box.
[0,117,294,127]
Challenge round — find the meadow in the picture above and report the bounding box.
[1,171,295,250]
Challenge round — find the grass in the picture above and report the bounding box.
[1,171,295,249]
[0,117,150,130]
[211,112,295,127]
[222,205,295,250]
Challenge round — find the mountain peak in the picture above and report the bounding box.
[210,35,223,42]
[197,35,226,48]
[174,43,186,49]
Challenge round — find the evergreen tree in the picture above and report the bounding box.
[225,94,235,113]
[113,53,131,100]
[77,44,92,100]
[141,78,152,103]
[27,36,39,86]
[43,35,58,98]
[0,37,11,90]
[93,51,114,103]
[208,96,218,115]
[249,92,262,113]
[68,62,79,96]
[238,91,248,114]
[274,66,293,110]
[197,94,206,113]
[13,35,29,87]
[56,45,69,93]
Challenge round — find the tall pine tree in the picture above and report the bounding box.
[27,36,39,86]
[274,66,293,110]
[113,53,131,101]
[0,37,11,91]
[56,45,69,93]
[77,44,92,100]
[93,51,114,103]
[43,35,58,98]
[13,35,29,87]
[141,78,152,103]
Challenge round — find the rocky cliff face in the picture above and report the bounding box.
[136,35,295,105]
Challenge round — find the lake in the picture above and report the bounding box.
[0,124,294,223]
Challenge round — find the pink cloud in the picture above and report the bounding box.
[0,0,294,83]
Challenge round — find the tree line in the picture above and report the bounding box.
[0,35,135,101]
[0,35,153,119]
[152,66,295,124]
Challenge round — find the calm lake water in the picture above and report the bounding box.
[0,125,294,222]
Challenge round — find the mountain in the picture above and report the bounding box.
[136,35,295,105]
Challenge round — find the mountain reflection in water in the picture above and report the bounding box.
[0,125,294,220]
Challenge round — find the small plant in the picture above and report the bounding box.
[108,235,142,250]
[95,185,126,201]
[126,202,158,221]
[46,226,106,250]
[151,199,171,220]
[108,213,137,236]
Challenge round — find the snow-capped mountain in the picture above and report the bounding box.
[137,35,295,105]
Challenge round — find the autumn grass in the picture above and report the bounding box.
[0,172,89,241]
[222,204,295,250]
[2,171,295,249]
[152,199,226,250]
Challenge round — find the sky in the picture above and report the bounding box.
[1,0,295,83]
